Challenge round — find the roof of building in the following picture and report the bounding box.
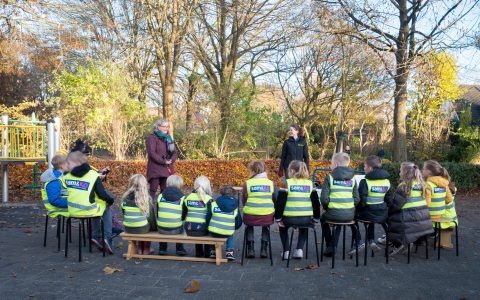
[459,84,480,104]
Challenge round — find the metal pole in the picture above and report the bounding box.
[47,120,55,168]
[1,114,8,203]
[53,117,61,153]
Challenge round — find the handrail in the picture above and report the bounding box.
[0,124,47,160]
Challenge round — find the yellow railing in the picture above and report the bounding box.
[0,124,47,160]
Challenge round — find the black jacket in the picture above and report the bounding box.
[207,195,243,237]
[320,167,360,222]
[280,136,309,171]
[356,168,393,223]
[69,163,115,205]
[388,186,434,245]
[275,189,320,220]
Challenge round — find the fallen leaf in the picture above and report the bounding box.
[23,228,32,234]
[305,265,320,270]
[28,294,36,298]
[103,266,123,275]
[184,280,200,293]
[96,279,101,283]
[0,221,7,224]
[11,272,17,278]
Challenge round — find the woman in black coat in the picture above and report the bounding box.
[278,124,309,178]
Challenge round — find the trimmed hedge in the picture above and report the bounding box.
[5,159,480,202]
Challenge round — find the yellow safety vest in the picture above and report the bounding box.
[64,170,106,217]
[328,175,354,210]
[41,176,69,217]
[365,179,390,205]
[441,187,458,229]
[121,202,148,228]
[208,202,238,236]
[427,181,446,218]
[184,192,211,224]
[244,178,274,215]
[401,181,427,209]
[157,194,184,228]
[284,178,313,217]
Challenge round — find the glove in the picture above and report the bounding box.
[277,169,284,177]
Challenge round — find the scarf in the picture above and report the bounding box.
[155,130,175,153]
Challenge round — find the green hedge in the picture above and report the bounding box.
[382,162,480,189]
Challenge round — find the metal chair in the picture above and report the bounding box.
[284,225,320,268]
[321,220,359,269]
[241,225,273,266]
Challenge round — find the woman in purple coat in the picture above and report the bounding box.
[146,119,178,199]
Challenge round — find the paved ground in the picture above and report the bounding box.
[0,195,479,300]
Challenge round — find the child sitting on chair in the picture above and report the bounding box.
[40,153,69,214]
[320,152,360,257]
[157,174,187,256]
[121,174,156,255]
[206,186,242,260]
[275,160,320,260]
[349,155,393,255]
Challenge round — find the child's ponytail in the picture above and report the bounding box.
[194,176,213,203]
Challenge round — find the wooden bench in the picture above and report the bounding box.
[120,232,228,265]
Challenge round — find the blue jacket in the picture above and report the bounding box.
[206,195,243,232]
[40,168,68,208]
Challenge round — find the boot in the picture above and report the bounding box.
[440,229,453,249]
[246,241,255,258]
[260,241,268,258]
[195,244,205,258]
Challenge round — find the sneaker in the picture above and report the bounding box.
[389,244,405,257]
[91,238,103,252]
[111,227,124,239]
[377,235,387,245]
[368,240,382,252]
[292,249,303,259]
[209,250,216,258]
[281,251,290,260]
[226,250,235,261]
[103,239,114,255]
[348,242,365,256]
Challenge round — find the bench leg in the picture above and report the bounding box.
[215,243,222,265]
[126,241,136,260]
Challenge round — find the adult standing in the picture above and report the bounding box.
[146,119,178,199]
[278,124,309,178]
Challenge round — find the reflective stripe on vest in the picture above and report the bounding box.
[401,181,427,209]
[365,178,390,205]
[244,178,274,215]
[122,203,148,228]
[328,175,354,210]
[427,181,446,217]
[41,177,69,215]
[64,170,105,217]
[157,194,184,228]
[208,202,237,235]
[184,192,211,224]
[284,178,313,217]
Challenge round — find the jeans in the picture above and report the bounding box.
[226,235,234,250]
[246,225,270,242]
[356,223,388,242]
[92,205,112,243]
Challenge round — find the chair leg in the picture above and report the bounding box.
[69,219,72,243]
[313,228,319,267]
[342,225,346,261]
[82,219,86,247]
[287,228,294,268]
[43,215,49,247]
[305,228,309,259]
[62,216,65,233]
[241,227,247,266]
[88,218,92,253]
[354,224,359,267]
[101,217,105,257]
[363,223,368,266]
[268,226,273,266]
[407,243,411,264]
[433,224,437,251]
[57,217,61,252]
[425,235,428,259]
[65,218,70,258]
[78,219,82,262]
[332,226,336,269]
[437,223,441,260]
[455,221,459,257]
[385,225,389,264]
[320,225,325,262]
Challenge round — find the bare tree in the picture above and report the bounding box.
[319,0,480,160]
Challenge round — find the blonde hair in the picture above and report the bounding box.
[248,160,266,177]
[121,174,151,217]
[166,175,184,189]
[194,176,212,203]
[332,152,350,167]
[51,154,67,169]
[400,162,425,197]
[287,160,309,179]
[67,151,88,165]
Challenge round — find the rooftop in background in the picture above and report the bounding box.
[459,84,480,104]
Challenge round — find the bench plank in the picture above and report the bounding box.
[122,253,228,264]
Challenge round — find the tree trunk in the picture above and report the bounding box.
[186,61,199,131]
[162,81,175,136]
